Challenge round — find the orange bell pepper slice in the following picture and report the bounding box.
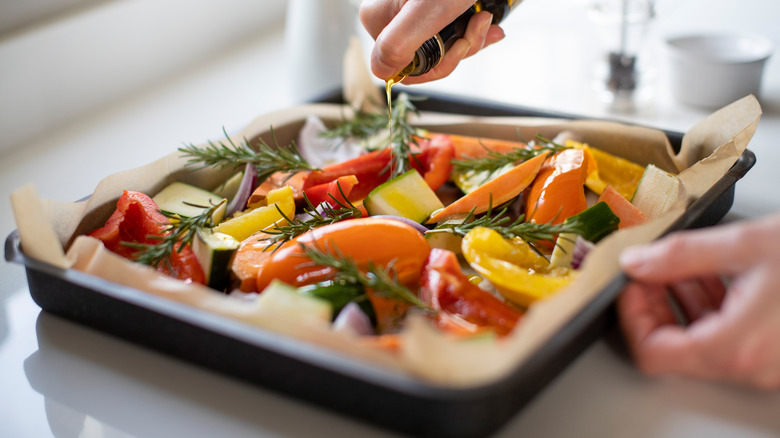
[525,148,588,225]
[597,185,649,229]
[255,217,431,291]
[427,151,548,224]
[444,133,527,161]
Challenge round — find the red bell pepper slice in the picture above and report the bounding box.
[303,135,455,201]
[301,174,360,209]
[410,134,454,192]
[89,190,167,258]
[304,149,392,201]
[419,248,523,337]
[89,190,205,284]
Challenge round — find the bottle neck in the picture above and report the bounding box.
[402,0,521,78]
[407,34,445,77]
[406,6,475,77]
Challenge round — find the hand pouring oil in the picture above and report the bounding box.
[385,0,523,115]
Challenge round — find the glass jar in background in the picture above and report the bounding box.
[587,0,658,113]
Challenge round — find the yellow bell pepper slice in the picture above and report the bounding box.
[461,227,575,308]
[213,185,295,241]
[568,140,646,200]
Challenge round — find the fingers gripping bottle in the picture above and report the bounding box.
[390,0,523,83]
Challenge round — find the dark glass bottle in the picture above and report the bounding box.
[392,0,522,81]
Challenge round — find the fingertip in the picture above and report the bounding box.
[629,225,757,281]
[461,11,492,58]
[473,10,494,35]
[619,240,683,281]
[370,46,410,81]
[484,25,505,46]
[619,245,648,272]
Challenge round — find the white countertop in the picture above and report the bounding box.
[2,0,779,437]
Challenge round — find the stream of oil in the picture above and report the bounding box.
[385,67,411,121]
[385,79,396,121]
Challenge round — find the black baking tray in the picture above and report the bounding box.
[5,90,756,438]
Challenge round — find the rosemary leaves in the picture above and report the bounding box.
[429,202,590,254]
[179,127,318,183]
[451,134,569,177]
[319,92,427,178]
[125,201,224,269]
[261,187,363,251]
[301,242,432,312]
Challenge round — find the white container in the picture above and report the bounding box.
[285,0,359,103]
[665,33,773,109]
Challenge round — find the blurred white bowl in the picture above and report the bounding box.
[665,33,773,109]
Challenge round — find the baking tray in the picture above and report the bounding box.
[5,90,756,438]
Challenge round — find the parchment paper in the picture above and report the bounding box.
[9,40,762,387]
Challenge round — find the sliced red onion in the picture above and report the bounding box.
[314,202,331,217]
[297,115,365,168]
[294,211,316,222]
[295,202,337,221]
[369,215,429,234]
[571,236,595,270]
[225,163,258,216]
[332,302,374,336]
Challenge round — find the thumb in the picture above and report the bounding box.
[620,220,767,283]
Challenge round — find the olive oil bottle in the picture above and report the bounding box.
[390,0,523,84]
[385,0,523,114]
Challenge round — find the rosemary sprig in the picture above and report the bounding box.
[318,107,388,143]
[386,92,425,177]
[319,93,427,178]
[300,242,433,312]
[261,183,363,251]
[493,216,585,252]
[429,202,588,254]
[178,127,318,183]
[124,201,223,270]
[428,203,512,236]
[451,134,570,176]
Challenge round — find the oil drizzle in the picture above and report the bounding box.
[385,79,395,121]
[386,66,411,122]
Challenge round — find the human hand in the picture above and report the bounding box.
[618,213,780,390]
[359,0,506,84]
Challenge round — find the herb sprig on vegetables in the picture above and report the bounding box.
[318,107,389,144]
[385,93,425,177]
[124,201,223,270]
[451,134,569,177]
[261,183,363,251]
[300,242,433,312]
[428,201,589,253]
[179,127,318,183]
[320,93,427,178]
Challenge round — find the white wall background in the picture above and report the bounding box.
[0,0,288,153]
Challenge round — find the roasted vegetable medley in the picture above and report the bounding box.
[88,94,681,346]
